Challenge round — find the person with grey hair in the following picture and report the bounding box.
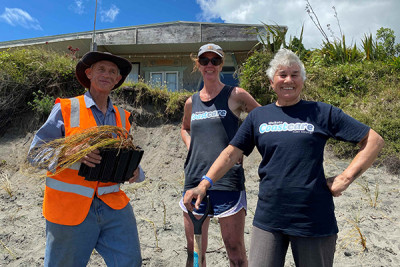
[184,48,384,267]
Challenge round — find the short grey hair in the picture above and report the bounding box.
[266,49,306,81]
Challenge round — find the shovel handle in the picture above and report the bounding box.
[188,195,210,267]
[193,234,202,267]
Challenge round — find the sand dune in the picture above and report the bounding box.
[0,123,398,266]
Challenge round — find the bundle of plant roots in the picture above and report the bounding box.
[29,125,140,176]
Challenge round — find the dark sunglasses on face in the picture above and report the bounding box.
[198,57,223,66]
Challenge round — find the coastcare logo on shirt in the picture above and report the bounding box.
[191,110,227,121]
[259,122,315,134]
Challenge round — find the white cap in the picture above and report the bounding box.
[198,43,224,58]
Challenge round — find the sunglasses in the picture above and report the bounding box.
[198,57,223,66]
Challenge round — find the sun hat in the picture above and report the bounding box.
[75,51,132,89]
[198,43,224,58]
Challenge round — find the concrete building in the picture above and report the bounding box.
[0,21,286,91]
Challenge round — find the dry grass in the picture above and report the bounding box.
[340,212,368,252]
[28,125,140,175]
[140,217,161,251]
[0,239,16,259]
[356,176,380,208]
[0,171,13,197]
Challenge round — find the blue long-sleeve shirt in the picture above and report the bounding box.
[28,91,145,182]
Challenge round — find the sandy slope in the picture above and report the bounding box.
[0,122,399,266]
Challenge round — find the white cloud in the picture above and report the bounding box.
[196,0,400,49]
[70,0,85,15]
[0,7,42,30]
[100,4,119,23]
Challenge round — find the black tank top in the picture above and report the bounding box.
[183,85,245,191]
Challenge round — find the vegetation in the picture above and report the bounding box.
[0,16,399,173]
[238,13,399,173]
[112,82,192,124]
[0,47,82,133]
[28,125,138,175]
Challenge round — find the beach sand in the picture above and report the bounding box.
[0,122,399,266]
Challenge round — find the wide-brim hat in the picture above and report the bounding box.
[198,43,224,58]
[75,51,132,89]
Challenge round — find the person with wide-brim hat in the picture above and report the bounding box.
[75,51,132,90]
[28,51,144,266]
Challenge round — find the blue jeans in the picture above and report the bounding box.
[45,196,142,267]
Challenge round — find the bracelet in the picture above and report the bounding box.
[201,175,213,188]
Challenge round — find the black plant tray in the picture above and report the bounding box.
[78,148,144,183]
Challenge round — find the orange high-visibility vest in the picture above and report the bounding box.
[44,95,131,226]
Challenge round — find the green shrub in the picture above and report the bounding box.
[389,56,400,72]
[28,90,54,118]
[113,82,193,123]
[237,50,275,105]
[238,48,399,173]
[0,47,83,130]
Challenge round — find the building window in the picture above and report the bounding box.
[150,71,178,91]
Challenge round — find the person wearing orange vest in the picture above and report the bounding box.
[28,51,144,267]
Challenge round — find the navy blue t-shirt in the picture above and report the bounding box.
[230,100,370,236]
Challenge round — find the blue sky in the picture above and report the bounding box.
[1,0,399,49]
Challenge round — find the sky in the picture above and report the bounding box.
[0,0,399,50]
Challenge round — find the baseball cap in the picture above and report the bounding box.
[198,43,224,58]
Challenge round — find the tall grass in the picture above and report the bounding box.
[28,125,139,176]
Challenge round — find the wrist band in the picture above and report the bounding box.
[201,175,213,188]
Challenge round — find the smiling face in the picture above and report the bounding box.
[270,64,304,106]
[197,52,223,82]
[85,60,122,94]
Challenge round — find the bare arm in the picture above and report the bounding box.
[180,96,192,150]
[183,145,244,211]
[327,129,384,196]
[228,87,261,117]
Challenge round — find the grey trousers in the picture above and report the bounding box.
[249,226,337,267]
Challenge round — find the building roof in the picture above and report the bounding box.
[0,21,287,57]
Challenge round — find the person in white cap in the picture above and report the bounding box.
[180,43,260,266]
[28,51,144,267]
[184,48,384,267]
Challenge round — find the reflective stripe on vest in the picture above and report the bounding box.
[117,107,126,129]
[70,97,80,128]
[70,97,126,129]
[46,177,94,198]
[98,184,120,196]
[46,177,120,197]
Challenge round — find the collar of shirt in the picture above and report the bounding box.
[83,91,116,126]
[83,91,115,112]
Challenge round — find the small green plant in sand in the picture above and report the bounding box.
[29,125,140,176]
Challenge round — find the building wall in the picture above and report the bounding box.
[125,50,250,92]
